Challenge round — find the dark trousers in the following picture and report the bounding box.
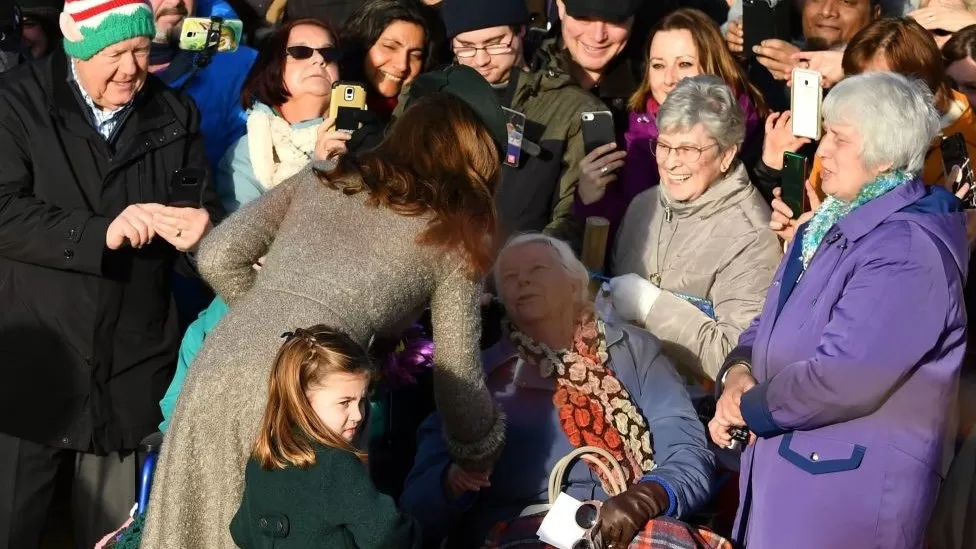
[0,433,138,549]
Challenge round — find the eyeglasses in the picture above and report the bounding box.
[651,140,719,163]
[453,40,515,59]
[286,45,342,63]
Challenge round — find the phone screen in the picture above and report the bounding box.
[178,18,242,53]
[942,132,976,209]
[782,152,808,219]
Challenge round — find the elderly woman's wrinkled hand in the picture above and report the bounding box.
[940,165,976,247]
[762,112,811,170]
[314,117,353,162]
[726,19,744,54]
[444,462,491,500]
[769,184,819,243]
[709,365,758,449]
[753,39,801,81]
[790,51,843,89]
[578,143,627,205]
[608,274,660,325]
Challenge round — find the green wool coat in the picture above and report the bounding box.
[230,443,421,549]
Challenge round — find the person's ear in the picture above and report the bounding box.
[871,3,881,18]
[720,144,739,172]
[555,0,567,21]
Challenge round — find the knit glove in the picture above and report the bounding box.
[596,482,670,547]
[608,274,661,324]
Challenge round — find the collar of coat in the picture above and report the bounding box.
[658,162,755,220]
[481,319,627,378]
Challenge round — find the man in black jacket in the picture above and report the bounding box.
[0,0,221,547]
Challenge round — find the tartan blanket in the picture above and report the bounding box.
[480,513,732,549]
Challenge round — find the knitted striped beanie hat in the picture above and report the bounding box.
[60,0,155,60]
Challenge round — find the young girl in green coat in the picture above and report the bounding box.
[230,325,421,549]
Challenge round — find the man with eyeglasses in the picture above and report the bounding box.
[441,0,605,250]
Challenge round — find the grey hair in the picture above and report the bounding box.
[656,75,746,152]
[823,72,941,173]
[493,233,590,306]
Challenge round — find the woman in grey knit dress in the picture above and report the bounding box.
[142,87,507,548]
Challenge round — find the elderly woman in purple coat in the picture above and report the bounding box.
[708,71,969,549]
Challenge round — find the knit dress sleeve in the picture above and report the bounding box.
[428,261,506,472]
[196,171,300,302]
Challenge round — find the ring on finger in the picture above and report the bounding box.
[600,166,609,175]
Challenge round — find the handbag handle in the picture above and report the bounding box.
[548,446,628,504]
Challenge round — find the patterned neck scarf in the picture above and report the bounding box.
[505,312,654,490]
[801,169,914,269]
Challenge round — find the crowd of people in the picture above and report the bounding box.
[1,0,976,547]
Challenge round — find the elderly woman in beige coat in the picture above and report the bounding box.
[608,75,782,381]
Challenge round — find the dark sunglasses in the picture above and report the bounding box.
[286,45,342,63]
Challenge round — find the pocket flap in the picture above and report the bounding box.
[778,432,865,475]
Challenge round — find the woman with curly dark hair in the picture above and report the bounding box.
[142,66,509,549]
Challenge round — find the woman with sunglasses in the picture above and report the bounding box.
[215,18,350,212]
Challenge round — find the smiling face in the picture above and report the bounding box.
[656,123,736,202]
[74,36,151,111]
[948,56,976,108]
[802,0,877,49]
[556,0,632,80]
[283,24,340,101]
[817,121,881,201]
[497,242,580,327]
[307,371,370,442]
[364,19,425,98]
[647,29,702,105]
[452,25,522,85]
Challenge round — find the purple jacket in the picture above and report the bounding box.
[575,93,761,244]
[728,180,968,549]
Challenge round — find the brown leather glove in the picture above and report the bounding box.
[596,482,670,546]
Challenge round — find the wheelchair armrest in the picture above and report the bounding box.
[140,431,164,454]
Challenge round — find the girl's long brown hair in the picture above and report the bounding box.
[253,325,376,470]
[843,17,954,115]
[629,8,768,119]
[321,92,500,276]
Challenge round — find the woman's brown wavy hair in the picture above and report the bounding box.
[843,17,954,115]
[253,325,376,469]
[322,92,500,276]
[628,8,768,119]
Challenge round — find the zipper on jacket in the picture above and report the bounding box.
[664,204,673,223]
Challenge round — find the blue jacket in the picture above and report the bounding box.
[155,0,256,169]
[399,322,714,546]
[722,180,968,549]
[216,103,323,212]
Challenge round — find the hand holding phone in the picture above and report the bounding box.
[178,18,243,53]
[578,112,624,206]
[743,0,791,60]
[329,82,368,133]
[780,152,808,219]
[941,132,976,208]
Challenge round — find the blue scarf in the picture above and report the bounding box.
[800,169,915,269]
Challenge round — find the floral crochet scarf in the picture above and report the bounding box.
[801,169,914,269]
[505,312,654,489]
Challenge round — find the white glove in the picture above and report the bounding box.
[608,274,661,324]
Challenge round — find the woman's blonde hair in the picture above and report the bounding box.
[253,325,376,470]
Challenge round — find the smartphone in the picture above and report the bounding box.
[329,82,368,133]
[581,111,615,155]
[168,168,207,207]
[790,68,823,141]
[178,17,242,53]
[743,0,791,59]
[942,132,976,208]
[782,152,808,219]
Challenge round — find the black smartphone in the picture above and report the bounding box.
[168,167,207,207]
[743,0,791,59]
[941,132,976,209]
[581,111,615,155]
[782,152,808,219]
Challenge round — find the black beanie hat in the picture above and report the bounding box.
[401,64,508,153]
[441,0,530,39]
[562,0,641,23]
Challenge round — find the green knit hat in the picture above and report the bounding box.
[60,0,155,60]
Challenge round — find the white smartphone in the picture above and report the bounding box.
[791,68,823,141]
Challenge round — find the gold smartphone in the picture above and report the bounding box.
[329,81,368,132]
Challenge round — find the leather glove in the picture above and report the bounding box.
[596,482,670,547]
[608,274,661,324]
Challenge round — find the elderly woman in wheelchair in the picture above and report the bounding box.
[399,233,715,549]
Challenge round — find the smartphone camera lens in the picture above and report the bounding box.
[804,80,809,86]
[344,88,354,101]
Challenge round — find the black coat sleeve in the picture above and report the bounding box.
[0,96,111,275]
